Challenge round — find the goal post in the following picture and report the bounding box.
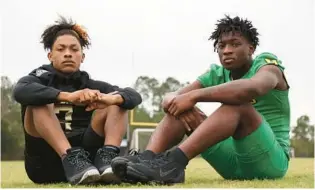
[129,109,159,127]
[129,128,156,151]
[126,109,159,153]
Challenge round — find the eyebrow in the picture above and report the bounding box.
[56,44,79,48]
[218,38,241,43]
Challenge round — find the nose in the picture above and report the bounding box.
[64,49,72,58]
[222,44,233,55]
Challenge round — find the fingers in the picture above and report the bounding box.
[193,107,207,120]
[79,89,101,104]
[85,103,96,111]
[162,93,176,112]
[168,98,177,115]
[181,111,197,130]
[178,115,192,132]
[178,108,207,132]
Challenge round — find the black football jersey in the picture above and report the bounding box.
[14,64,142,135]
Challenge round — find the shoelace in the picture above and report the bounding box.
[98,148,118,164]
[128,149,139,156]
[67,150,91,170]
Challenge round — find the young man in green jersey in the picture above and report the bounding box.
[111,15,290,184]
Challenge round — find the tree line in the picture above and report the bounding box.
[1,76,313,160]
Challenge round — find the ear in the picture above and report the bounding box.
[47,52,53,62]
[81,53,85,63]
[248,45,255,56]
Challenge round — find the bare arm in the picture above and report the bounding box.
[190,65,283,105]
[162,81,202,111]
[176,81,203,95]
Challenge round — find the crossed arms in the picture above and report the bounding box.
[162,65,284,130]
[13,74,142,110]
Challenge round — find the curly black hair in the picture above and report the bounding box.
[40,16,91,50]
[209,15,259,51]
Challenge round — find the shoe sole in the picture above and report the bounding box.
[126,165,185,185]
[100,167,121,184]
[112,158,140,183]
[75,168,101,185]
[111,157,128,179]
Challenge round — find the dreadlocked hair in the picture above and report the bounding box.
[209,15,259,51]
[40,16,91,50]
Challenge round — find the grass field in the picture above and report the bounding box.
[1,158,314,188]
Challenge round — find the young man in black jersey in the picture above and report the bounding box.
[13,16,142,185]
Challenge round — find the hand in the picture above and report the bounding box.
[67,89,101,105]
[168,92,196,117]
[161,92,177,113]
[178,107,207,132]
[85,91,122,111]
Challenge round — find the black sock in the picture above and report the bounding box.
[103,145,120,153]
[170,148,189,167]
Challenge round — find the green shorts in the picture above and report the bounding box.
[201,119,289,180]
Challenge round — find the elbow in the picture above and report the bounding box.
[128,91,142,109]
[236,86,260,104]
[134,92,142,106]
[12,84,25,104]
[120,88,143,109]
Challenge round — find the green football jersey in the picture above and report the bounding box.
[197,52,290,155]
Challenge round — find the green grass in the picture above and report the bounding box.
[1,158,314,188]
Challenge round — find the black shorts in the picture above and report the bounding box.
[24,126,104,184]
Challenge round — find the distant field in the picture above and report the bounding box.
[1,158,314,188]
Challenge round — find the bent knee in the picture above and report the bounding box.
[94,105,127,117]
[221,103,262,126]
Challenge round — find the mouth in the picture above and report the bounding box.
[62,61,75,66]
[223,58,235,64]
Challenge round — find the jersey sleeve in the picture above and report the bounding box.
[252,52,285,73]
[13,73,61,106]
[197,64,226,88]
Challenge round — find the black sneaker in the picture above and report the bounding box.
[111,149,156,182]
[94,146,120,183]
[125,150,186,184]
[62,147,100,185]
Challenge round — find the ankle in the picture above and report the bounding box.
[170,148,189,167]
[102,145,120,153]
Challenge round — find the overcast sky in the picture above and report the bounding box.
[1,0,314,125]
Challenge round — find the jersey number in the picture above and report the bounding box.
[55,106,73,131]
[265,58,279,65]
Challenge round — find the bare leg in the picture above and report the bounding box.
[146,113,187,153]
[178,104,262,159]
[90,105,128,147]
[24,104,71,157]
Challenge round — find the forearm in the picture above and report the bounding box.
[191,79,259,105]
[13,81,61,105]
[112,94,124,105]
[176,81,203,95]
[116,88,142,109]
[56,92,71,102]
